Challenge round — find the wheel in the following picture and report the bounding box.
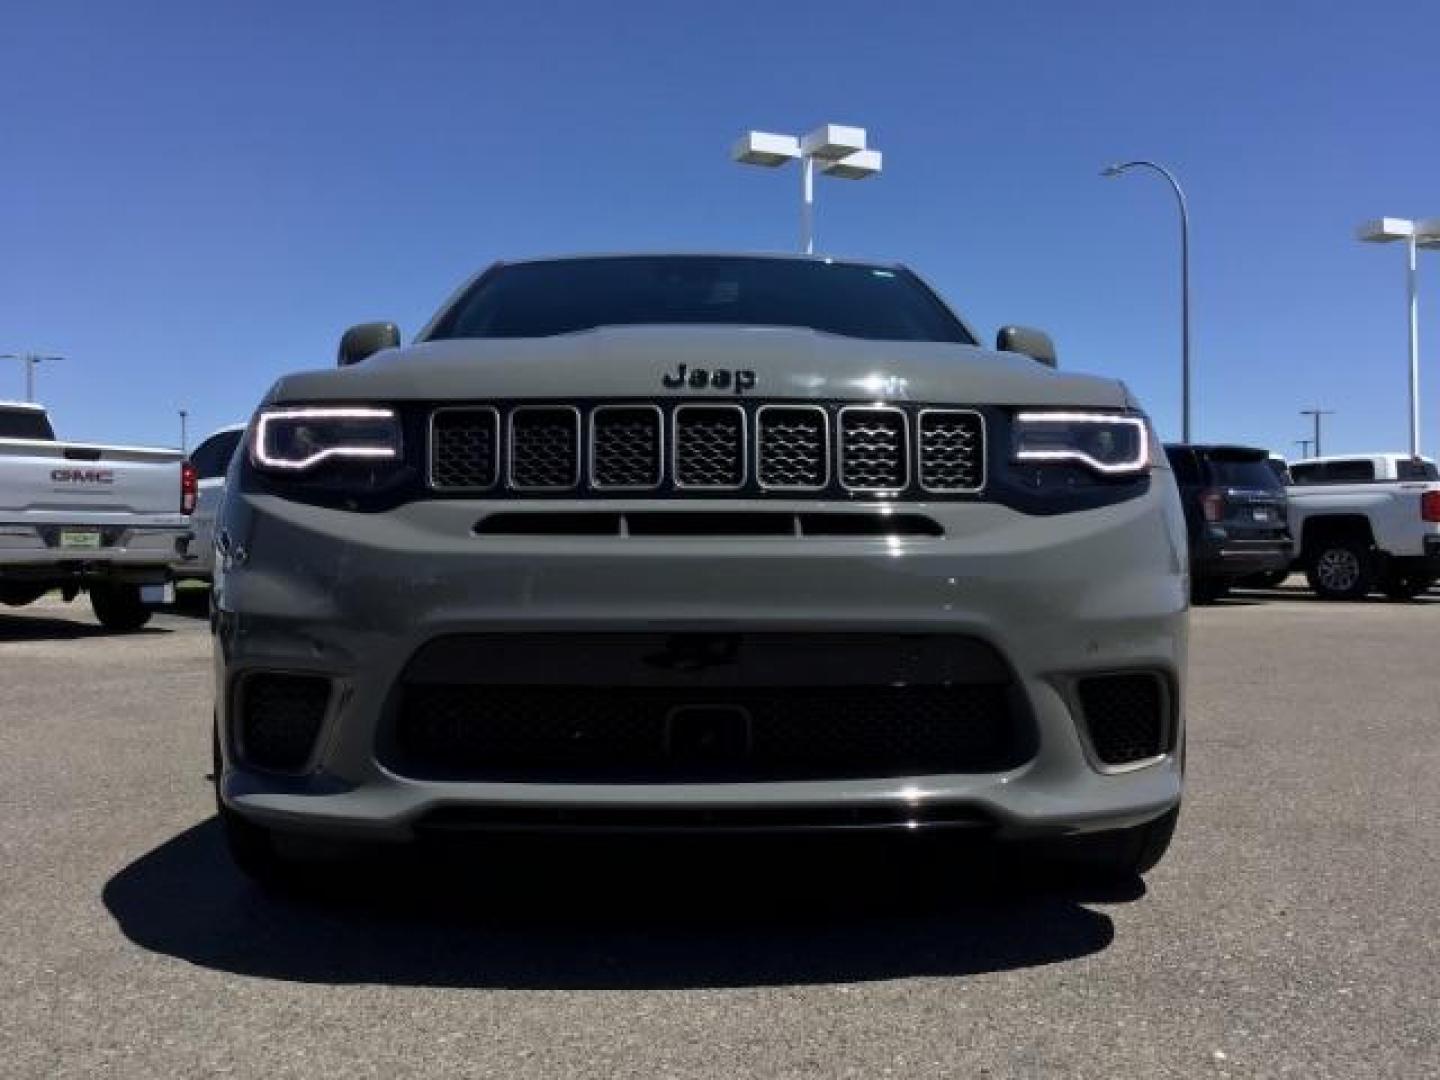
[1379,569,1435,602]
[213,722,297,890]
[89,582,152,631]
[1190,577,1229,604]
[1017,806,1180,884]
[1304,540,1376,600]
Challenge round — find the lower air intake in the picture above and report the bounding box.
[237,673,331,773]
[1076,673,1168,766]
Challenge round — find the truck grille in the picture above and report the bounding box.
[393,683,1021,782]
[426,401,986,500]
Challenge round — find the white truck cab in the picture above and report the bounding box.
[1286,453,1440,600]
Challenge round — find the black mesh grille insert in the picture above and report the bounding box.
[757,406,827,489]
[592,406,662,489]
[840,408,907,490]
[675,406,744,488]
[919,410,985,492]
[238,673,330,773]
[430,408,499,489]
[392,683,1020,782]
[510,408,579,489]
[1077,674,1167,765]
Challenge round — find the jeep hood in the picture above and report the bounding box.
[267,325,1130,410]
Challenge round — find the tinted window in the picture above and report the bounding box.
[1164,446,1200,484]
[1289,463,1322,484]
[0,409,55,440]
[1326,459,1375,482]
[190,429,243,480]
[428,256,975,344]
[1201,450,1283,490]
[1396,458,1439,481]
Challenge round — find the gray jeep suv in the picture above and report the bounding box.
[213,253,1187,884]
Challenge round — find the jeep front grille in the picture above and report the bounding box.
[509,407,580,490]
[426,401,986,500]
[674,405,745,489]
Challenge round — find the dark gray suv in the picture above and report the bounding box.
[213,253,1188,885]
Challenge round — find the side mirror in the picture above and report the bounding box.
[337,322,401,367]
[997,325,1057,368]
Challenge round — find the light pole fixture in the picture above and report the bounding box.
[1301,409,1334,459]
[0,352,64,403]
[1102,161,1192,442]
[733,124,883,254]
[1294,438,1313,459]
[1356,217,1440,458]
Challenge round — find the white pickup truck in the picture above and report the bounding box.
[0,401,194,630]
[1287,453,1440,600]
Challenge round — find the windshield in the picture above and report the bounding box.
[0,409,55,440]
[426,256,975,343]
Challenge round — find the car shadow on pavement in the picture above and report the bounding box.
[0,613,172,641]
[103,818,1131,991]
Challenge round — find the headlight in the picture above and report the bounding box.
[250,406,400,472]
[1013,412,1150,476]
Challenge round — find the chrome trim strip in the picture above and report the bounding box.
[427,406,501,491]
[507,406,582,491]
[837,405,910,493]
[917,407,987,494]
[755,404,831,492]
[589,404,665,491]
[672,403,748,490]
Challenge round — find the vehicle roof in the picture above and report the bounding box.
[489,251,905,271]
[200,423,247,438]
[1291,453,1437,466]
[1163,442,1271,455]
[0,400,47,412]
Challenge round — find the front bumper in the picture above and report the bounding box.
[214,485,1189,842]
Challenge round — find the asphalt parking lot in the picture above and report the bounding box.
[2,585,1437,1079]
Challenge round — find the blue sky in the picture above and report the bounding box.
[3,0,1437,457]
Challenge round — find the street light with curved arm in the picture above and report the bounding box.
[1102,160,1192,442]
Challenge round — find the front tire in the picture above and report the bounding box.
[213,724,298,890]
[1305,540,1376,600]
[1016,806,1180,884]
[89,583,152,631]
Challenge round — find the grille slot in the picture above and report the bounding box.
[756,405,828,490]
[509,407,580,490]
[591,405,662,489]
[430,407,499,490]
[919,409,985,493]
[674,405,745,489]
[1077,673,1168,767]
[839,406,908,491]
[393,683,1022,782]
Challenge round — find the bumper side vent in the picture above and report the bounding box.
[1076,673,1168,766]
[237,673,331,773]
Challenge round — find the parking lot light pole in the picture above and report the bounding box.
[1295,439,1313,459]
[1102,161,1192,442]
[1357,218,1440,458]
[733,125,883,254]
[0,352,64,403]
[178,409,188,454]
[1301,409,1334,458]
